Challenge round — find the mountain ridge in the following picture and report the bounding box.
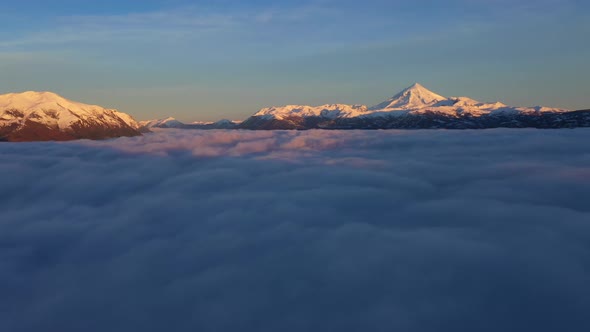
[0,91,142,141]
[139,118,241,130]
[237,83,586,130]
[5,86,588,140]
[140,83,589,131]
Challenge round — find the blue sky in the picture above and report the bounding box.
[1,0,589,121]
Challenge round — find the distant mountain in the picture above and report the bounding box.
[139,118,240,130]
[0,91,141,141]
[239,83,590,130]
[139,117,186,129]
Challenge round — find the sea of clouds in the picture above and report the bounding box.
[1,128,590,332]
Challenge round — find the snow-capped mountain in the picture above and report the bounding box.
[0,91,141,141]
[239,83,589,130]
[363,83,568,117]
[139,118,240,130]
[369,83,448,110]
[139,117,185,129]
[254,104,371,120]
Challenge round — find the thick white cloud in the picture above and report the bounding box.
[1,128,590,331]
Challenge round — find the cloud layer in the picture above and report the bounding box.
[2,129,590,331]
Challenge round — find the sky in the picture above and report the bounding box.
[2,128,590,331]
[1,0,589,121]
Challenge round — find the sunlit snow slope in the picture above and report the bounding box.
[0,91,141,141]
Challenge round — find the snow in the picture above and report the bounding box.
[140,118,243,128]
[139,117,186,128]
[0,91,139,130]
[113,111,140,129]
[369,83,447,110]
[254,83,571,120]
[254,104,370,120]
[3,86,572,132]
[215,119,240,125]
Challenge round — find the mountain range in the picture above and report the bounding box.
[144,83,589,131]
[139,118,241,130]
[0,91,141,141]
[2,85,589,142]
[237,83,590,130]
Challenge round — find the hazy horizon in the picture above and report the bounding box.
[1,0,589,122]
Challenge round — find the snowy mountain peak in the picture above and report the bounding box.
[370,83,447,110]
[0,91,141,141]
[15,91,61,98]
[406,82,427,91]
[239,83,574,130]
[0,90,116,116]
[2,91,64,110]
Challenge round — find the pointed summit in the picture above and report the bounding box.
[370,83,448,110]
[407,82,426,89]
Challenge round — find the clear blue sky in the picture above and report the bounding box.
[1,0,589,121]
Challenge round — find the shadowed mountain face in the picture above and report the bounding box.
[238,84,590,130]
[0,91,141,142]
[237,111,590,130]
